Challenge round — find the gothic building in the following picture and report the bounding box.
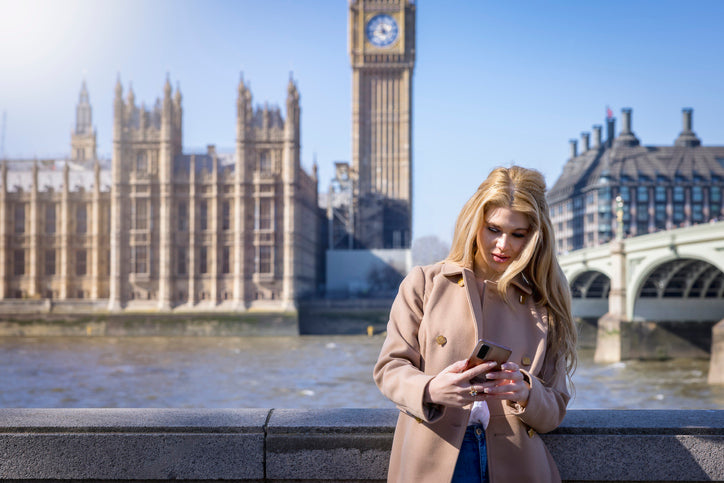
[0,77,319,311]
[548,108,724,254]
[349,0,415,249]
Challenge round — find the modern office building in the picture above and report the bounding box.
[548,108,724,254]
[348,0,416,249]
[0,78,319,311]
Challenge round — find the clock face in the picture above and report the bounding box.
[366,14,399,48]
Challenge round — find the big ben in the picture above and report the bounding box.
[349,0,415,249]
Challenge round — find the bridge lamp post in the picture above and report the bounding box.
[615,194,624,241]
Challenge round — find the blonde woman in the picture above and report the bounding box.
[374,166,576,482]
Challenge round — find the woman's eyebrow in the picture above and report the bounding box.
[487,222,529,232]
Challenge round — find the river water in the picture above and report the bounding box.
[1,335,723,409]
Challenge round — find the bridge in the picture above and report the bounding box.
[558,221,724,380]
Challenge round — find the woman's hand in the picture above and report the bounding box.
[424,359,498,407]
[481,361,531,407]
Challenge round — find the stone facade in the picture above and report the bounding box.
[0,78,319,312]
[549,108,724,254]
[349,0,415,249]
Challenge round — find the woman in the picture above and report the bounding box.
[374,166,576,483]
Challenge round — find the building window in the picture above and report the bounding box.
[637,186,648,202]
[655,185,666,203]
[259,151,271,174]
[76,249,87,276]
[691,186,703,203]
[45,204,56,234]
[692,204,704,223]
[259,246,272,274]
[637,203,648,221]
[76,205,87,234]
[136,151,147,172]
[134,200,147,230]
[222,201,231,230]
[256,198,272,230]
[619,187,630,203]
[178,202,188,231]
[200,201,208,230]
[14,204,25,233]
[673,204,685,224]
[177,247,187,275]
[45,250,56,276]
[673,186,685,203]
[222,246,230,274]
[133,246,147,274]
[14,249,25,276]
[655,204,666,229]
[199,247,208,274]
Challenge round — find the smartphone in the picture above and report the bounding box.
[465,339,512,373]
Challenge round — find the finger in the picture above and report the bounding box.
[501,362,520,372]
[462,361,497,379]
[445,359,470,374]
[485,369,523,382]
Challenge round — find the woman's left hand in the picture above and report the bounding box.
[480,361,531,407]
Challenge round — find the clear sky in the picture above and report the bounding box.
[1,0,723,244]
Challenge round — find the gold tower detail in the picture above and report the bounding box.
[349,0,416,249]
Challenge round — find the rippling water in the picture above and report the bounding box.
[1,336,723,409]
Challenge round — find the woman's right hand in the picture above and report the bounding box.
[424,359,498,407]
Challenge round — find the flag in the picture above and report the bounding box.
[606,106,613,120]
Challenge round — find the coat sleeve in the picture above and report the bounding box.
[507,311,570,434]
[373,266,444,423]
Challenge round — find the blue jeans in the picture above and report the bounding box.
[451,424,489,483]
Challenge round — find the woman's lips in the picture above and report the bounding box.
[492,253,509,263]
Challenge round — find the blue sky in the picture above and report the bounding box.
[1,0,723,244]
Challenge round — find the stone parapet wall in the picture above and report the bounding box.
[0,408,722,482]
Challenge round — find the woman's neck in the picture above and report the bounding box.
[473,252,497,282]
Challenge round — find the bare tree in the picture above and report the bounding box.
[411,236,450,266]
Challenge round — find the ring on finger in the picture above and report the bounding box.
[469,387,478,397]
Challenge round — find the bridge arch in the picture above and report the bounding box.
[569,270,610,318]
[630,256,724,321]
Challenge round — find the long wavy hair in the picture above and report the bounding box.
[446,166,577,382]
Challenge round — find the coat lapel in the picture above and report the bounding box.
[441,262,481,342]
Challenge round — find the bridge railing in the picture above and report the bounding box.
[1,408,722,482]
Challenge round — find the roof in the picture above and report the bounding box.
[548,144,724,203]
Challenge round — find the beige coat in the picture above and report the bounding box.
[374,263,569,483]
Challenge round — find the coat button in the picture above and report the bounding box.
[522,356,531,366]
[457,277,465,287]
[527,427,536,438]
[415,417,423,423]
[475,428,483,436]
[436,335,447,346]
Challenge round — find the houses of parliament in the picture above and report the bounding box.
[0,76,319,311]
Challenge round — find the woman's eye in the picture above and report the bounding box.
[512,233,526,238]
[487,227,499,233]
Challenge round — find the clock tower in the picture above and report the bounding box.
[349,0,416,249]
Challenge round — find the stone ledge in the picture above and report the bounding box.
[0,409,722,482]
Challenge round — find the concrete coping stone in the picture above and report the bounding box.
[554,409,724,435]
[0,408,270,433]
[267,408,398,434]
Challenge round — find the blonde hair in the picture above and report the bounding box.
[446,166,577,382]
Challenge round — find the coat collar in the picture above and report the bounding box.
[440,261,533,295]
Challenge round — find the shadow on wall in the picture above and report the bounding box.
[325,249,411,299]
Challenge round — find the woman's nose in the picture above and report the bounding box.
[496,235,508,249]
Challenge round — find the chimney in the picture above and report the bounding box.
[614,107,640,147]
[581,132,590,152]
[569,139,578,159]
[675,107,701,147]
[593,125,602,149]
[606,117,615,148]
[621,108,632,134]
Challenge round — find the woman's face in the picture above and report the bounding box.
[475,207,531,278]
